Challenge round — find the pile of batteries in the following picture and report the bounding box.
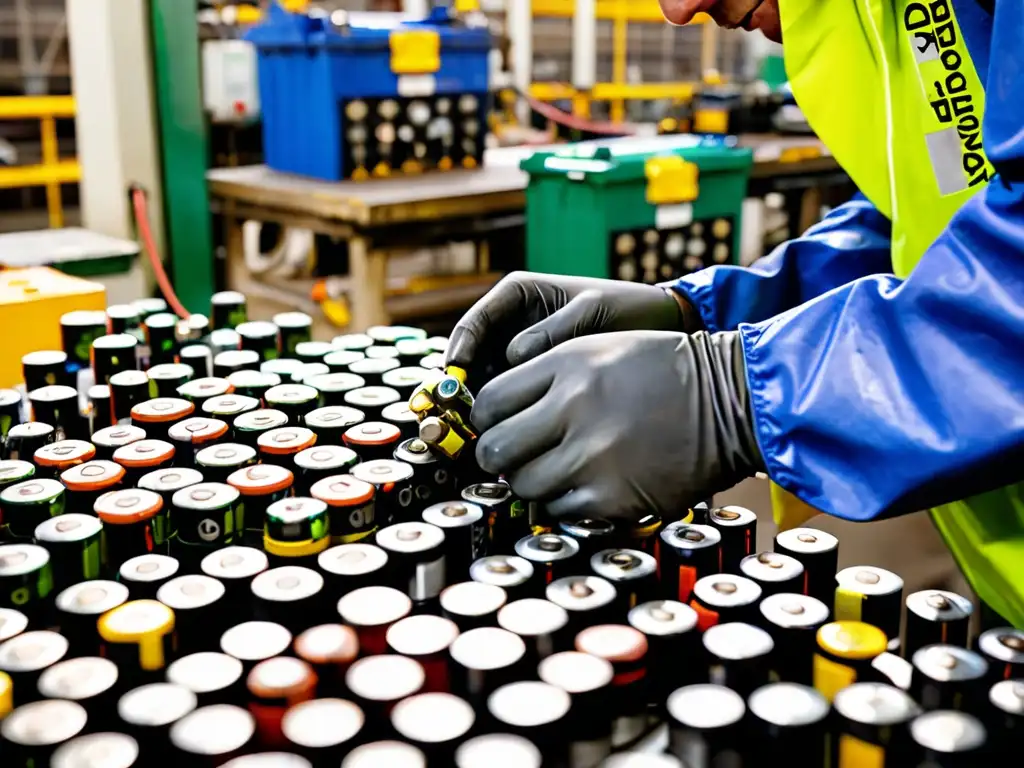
[610,217,736,284]
[0,293,1020,768]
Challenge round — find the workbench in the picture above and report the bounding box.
[207,136,844,331]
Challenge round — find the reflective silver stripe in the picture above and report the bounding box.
[924,127,969,195]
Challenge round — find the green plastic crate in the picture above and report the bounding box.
[522,136,753,283]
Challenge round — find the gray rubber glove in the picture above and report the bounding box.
[471,330,764,521]
[445,272,700,378]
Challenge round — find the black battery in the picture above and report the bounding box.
[195,442,257,483]
[0,389,23,443]
[813,620,889,704]
[283,696,364,766]
[36,655,119,731]
[180,313,209,345]
[702,621,774,696]
[382,401,419,441]
[666,684,746,768]
[227,370,281,403]
[264,383,319,425]
[365,345,400,362]
[54,580,129,656]
[546,575,617,635]
[759,593,831,685]
[97,599,176,684]
[119,553,181,600]
[515,533,582,585]
[394,338,431,366]
[344,385,401,421]
[180,346,213,378]
[107,303,142,334]
[258,426,317,467]
[293,623,359,698]
[831,682,921,767]
[133,298,168,319]
[169,703,257,765]
[590,548,657,616]
[29,385,87,441]
[117,681,199,764]
[21,350,69,391]
[264,497,331,565]
[213,350,261,379]
[455,735,542,768]
[293,364,330,384]
[872,650,914,691]
[557,516,617,561]
[247,655,319,748]
[381,367,432,400]
[0,607,27,645]
[575,623,651,746]
[348,356,400,387]
[345,654,425,741]
[440,581,507,631]
[304,372,362,408]
[317,542,389,600]
[976,627,1024,683]
[344,742,428,768]
[226,463,295,547]
[91,333,138,385]
[621,514,664,560]
[33,439,95,479]
[147,363,196,399]
[386,614,460,695]
[295,341,334,364]
[167,417,230,468]
[706,506,757,573]
[201,393,261,422]
[3,422,55,463]
[658,522,722,604]
[689,574,762,631]
[236,320,281,362]
[369,325,426,344]
[351,459,415,526]
[987,679,1024,753]
[200,546,269,622]
[448,626,526,709]
[61,309,108,372]
[251,564,326,631]
[324,349,366,372]
[130,398,195,443]
[110,370,151,424]
[112,439,176,486]
[137,466,204,520]
[910,710,987,768]
[211,290,247,330]
[470,555,539,602]
[0,629,68,706]
[486,682,566,763]
[376,521,447,609]
[91,424,146,462]
[1,479,66,540]
[33,513,104,591]
[310,475,377,546]
[904,590,974,658]
[776,528,839,601]
[294,444,359,495]
[910,644,988,711]
[177,376,233,404]
[460,482,523,553]
[0,698,88,766]
[95,488,169,570]
[170,482,245,568]
[166,651,245,707]
[336,584,412,656]
[157,574,228,655]
[262,358,303,381]
[747,682,830,766]
[87,384,112,432]
[497,597,570,668]
[834,566,905,651]
[422,500,487,582]
[537,649,615,766]
[628,599,701,703]
[51,731,140,768]
[144,313,180,366]
[739,551,805,597]
[232,408,289,446]
[391,692,478,765]
[394,438,453,506]
[0,460,34,495]
[273,312,313,357]
[420,352,445,369]
[332,333,373,352]
[303,405,364,445]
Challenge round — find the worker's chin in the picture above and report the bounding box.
[748,0,782,42]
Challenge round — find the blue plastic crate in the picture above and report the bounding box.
[246,2,491,181]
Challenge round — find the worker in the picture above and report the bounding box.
[445,0,1024,628]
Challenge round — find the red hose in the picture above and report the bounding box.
[523,92,640,136]
[130,187,191,320]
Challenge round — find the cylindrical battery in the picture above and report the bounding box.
[180,346,213,379]
[181,313,210,344]
[211,291,247,330]
[365,345,400,361]
[227,370,280,403]
[376,522,446,608]
[462,482,524,553]
[264,498,331,564]
[310,475,376,545]
[246,656,318,749]
[143,313,180,366]
[91,334,138,385]
[739,551,805,597]
[0,543,55,621]
[250,565,325,631]
[294,445,359,495]
[272,313,312,357]
[747,682,830,767]
[325,350,367,373]
[835,566,904,651]
[107,302,142,334]
[30,387,87,441]
[487,682,571,762]
[195,443,257,484]
[117,682,198,762]
[220,621,292,673]
[344,385,401,421]
[666,684,746,768]
[623,514,665,559]
[258,426,317,467]
[1,478,66,540]
[167,652,246,707]
[381,367,432,401]
[557,516,617,561]
[497,598,569,668]
[343,741,427,767]
[21,350,70,391]
[448,626,526,709]
[233,409,289,447]
[61,309,108,372]
[336,586,412,656]
[774,527,840,608]
[237,321,281,361]
[814,620,889,703]
[348,360,400,390]
[110,371,153,425]
[877,650,916,692]
[575,624,650,745]
[264,384,319,425]
[345,654,425,741]
[95,488,169,568]
[305,372,363,407]
[119,554,180,601]
[628,600,701,703]
[201,546,269,623]
[130,398,194,443]
[37,655,119,730]
[455,734,541,768]
[213,350,261,379]
[394,438,453,506]
[688,573,762,631]
[92,425,146,462]
[295,341,334,364]
[54,580,129,656]
[545,575,617,637]
[171,482,245,567]
[394,338,432,366]
[657,522,721,604]
[34,439,95,479]
[514,533,582,585]
[283,699,364,768]
[440,581,506,631]
[262,358,302,380]
[294,623,359,698]
[51,732,140,768]
[169,704,256,765]
[0,389,23,443]
[304,405,364,445]
[292,367,328,388]
[157,574,227,655]
[393,692,477,766]
[976,627,1024,683]
[904,590,973,658]
[352,460,415,527]
[470,556,538,603]
[138,466,203,521]
[538,650,615,766]
[112,439,176,486]
[910,644,989,711]
[590,549,657,616]
[97,600,175,683]
[422,501,487,582]
[147,363,196,400]
[317,543,389,599]
[0,698,87,767]
[3,422,56,463]
[87,385,112,432]
[706,506,757,574]
[386,615,460,693]
[60,458,125,514]
[759,593,831,685]
[227,464,295,548]
[987,679,1024,753]
[0,630,68,705]
[333,333,374,352]
[33,513,104,591]
[201,394,261,422]
[0,607,28,644]
[0,460,34,495]
[910,710,987,768]
[167,417,230,468]
[177,377,234,404]
[832,682,921,767]
[701,621,774,697]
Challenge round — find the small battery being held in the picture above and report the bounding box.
[689,573,762,632]
[375,522,446,611]
[514,533,582,585]
[422,500,487,583]
[702,622,775,697]
[470,555,539,602]
[910,644,989,712]
[759,593,831,685]
[590,548,658,617]
[739,551,805,598]
[706,506,756,574]
[834,566,904,652]
[774,527,839,608]
[904,590,974,658]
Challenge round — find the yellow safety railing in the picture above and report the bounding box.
[0,96,80,229]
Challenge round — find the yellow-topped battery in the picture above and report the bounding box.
[98,599,175,671]
[0,267,105,387]
[817,621,888,659]
[0,670,11,719]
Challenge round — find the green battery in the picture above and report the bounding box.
[294,445,360,496]
[147,363,196,399]
[0,461,34,494]
[237,320,282,361]
[0,389,23,442]
[232,408,289,447]
[33,513,104,592]
[264,384,319,426]
[95,489,169,569]
[0,544,54,621]
[171,482,244,567]
[227,463,295,549]
[130,398,195,443]
[144,312,180,366]
[295,341,334,363]
[227,370,281,403]
[177,377,234,404]
[264,497,331,562]
[33,439,96,479]
[211,290,248,330]
[272,312,313,357]
[60,310,108,372]
[0,478,65,541]
[201,394,260,422]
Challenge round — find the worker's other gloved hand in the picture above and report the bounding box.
[445,272,700,381]
[471,330,764,521]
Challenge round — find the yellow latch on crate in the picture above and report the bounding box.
[455,0,481,10]
[390,30,441,74]
[645,155,699,205]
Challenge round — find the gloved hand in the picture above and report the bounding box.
[445,272,701,379]
[471,329,764,520]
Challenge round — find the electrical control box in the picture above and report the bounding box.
[202,39,261,123]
